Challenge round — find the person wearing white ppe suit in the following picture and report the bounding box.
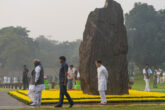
[95,60,108,105]
[30,59,45,106]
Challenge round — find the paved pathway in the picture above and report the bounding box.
[0,91,30,109]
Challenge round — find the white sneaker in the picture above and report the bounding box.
[37,102,41,106]
[30,103,38,106]
[100,102,107,105]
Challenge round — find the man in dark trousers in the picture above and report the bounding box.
[55,56,74,108]
[22,65,29,90]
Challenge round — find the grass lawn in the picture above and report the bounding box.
[132,78,165,92]
[0,88,13,91]
[1,105,165,110]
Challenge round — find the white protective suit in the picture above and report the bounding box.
[97,65,109,104]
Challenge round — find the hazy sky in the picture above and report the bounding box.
[0,0,165,41]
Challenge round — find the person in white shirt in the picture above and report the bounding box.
[77,72,80,80]
[143,64,152,92]
[162,72,165,83]
[67,65,75,89]
[95,60,108,105]
[156,68,162,83]
[30,59,45,106]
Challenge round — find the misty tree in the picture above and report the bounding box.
[126,3,165,68]
[0,27,81,74]
[0,26,36,70]
[35,36,81,69]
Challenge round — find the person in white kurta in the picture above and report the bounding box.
[156,69,162,83]
[162,72,165,83]
[28,69,36,103]
[143,64,152,92]
[30,59,45,106]
[95,60,108,104]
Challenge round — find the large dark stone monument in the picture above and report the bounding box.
[79,0,128,95]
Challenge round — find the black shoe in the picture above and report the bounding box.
[69,102,74,108]
[55,104,62,108]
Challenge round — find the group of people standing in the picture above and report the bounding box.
[143,64,165,92]
[153,68,165,87]
[22,56,109,107]
[23,57,74,107]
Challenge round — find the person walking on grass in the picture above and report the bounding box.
[55,56,74,108]
[143,64,152,92]
[95,60,108,105]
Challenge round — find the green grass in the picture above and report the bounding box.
[0,88,13,91]
[1,105,165,110]
[132,78,165,92]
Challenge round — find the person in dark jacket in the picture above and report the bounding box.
[55,56,74,108]
[22,65,29,90]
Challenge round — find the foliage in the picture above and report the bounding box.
[0,26,36,70]
[0,26,81,74]
[35,36,81,70]
[126,3,165,68]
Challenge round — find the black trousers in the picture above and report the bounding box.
[58,84,73,105]
[23,81,29,90]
